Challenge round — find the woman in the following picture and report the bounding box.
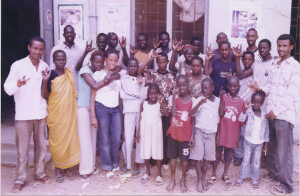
[90,48,126,179]
[107,32,125,68]
[77,50,121,181]
[41,50,80,183]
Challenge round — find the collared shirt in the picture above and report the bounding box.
[49,43,84,89]
[4,56,48,120]
[261,57,299,125]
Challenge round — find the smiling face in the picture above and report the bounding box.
[201,80,214,98]
[53,52,66,71]
[184,49,195,63]
[108,34,118,48]
[176,77,189,95]
[28,41,45,60]
[127,60,139,77]
[258,42,271,59]
[246,30,258,47]
[63,26,76,44]
[219,43,231,60]
[148,88,159,103]
[251,94,264,111]
[137,34,148,50]
[191,59,203,75]
[156,56,169,72]
[277,39,293,58]
[92,55,104,72]
[159,33,170,48]
[242,54,254,69]
[105,53,119,71]
[96,35,107,51]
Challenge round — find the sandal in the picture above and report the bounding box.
[92,168,99,175]
[207,176,217,186]
[65,171,76,181]
[55,173,64,183]
[36,175,53,184]
[132,169,140,179]
[234,178,243,187]
[271,186,288,195]
[112,167,120,176]
[105,171,116,179]
[251,179,259,188]
[155,176,164,186]
[261,173,274,181]
[222,175,231,186]
[140,174,151,183]
[120,166,128,174]
[80,174,90,182]
[12,183,23,193]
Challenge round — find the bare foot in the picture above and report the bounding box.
[196,179,204,193]
[166,179,176,192]
[180,179,188,193]
[202,178,210,191]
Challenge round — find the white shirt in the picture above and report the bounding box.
[4,56,48,120]
[238,74,254,102]
[253,57,274,88]
[49,43,84,89]
[192,96,220,134]
[92,69,127,108]
[149,48,175,71]
[245,115,264,144]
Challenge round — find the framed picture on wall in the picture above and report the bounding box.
[58,4,84,40]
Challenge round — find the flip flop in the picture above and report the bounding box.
[105,171,116,179]
[55,173,64,183]
[140,174,151,183]
[132,169,140,178]
[36,175,53,184]
[65,171,76,181]
[80,174,90,182]
[222,175,231,186]
[12,183,24,193]
[234,178,243,187]
[92,168,99,175]
[271,186,288,195]
[155,176,164,186]
[251,179,259,188]
[120,166,128,174]
[207,176,217,186]
[112,167,120,175]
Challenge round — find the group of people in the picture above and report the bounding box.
[4,24,299,195]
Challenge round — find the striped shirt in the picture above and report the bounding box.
[261,57,299,125]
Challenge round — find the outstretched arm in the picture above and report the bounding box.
[75,41,96,71]
[119,36,129,67]
[138,50,160,73]
[203,44,214,76]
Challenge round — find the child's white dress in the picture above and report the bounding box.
[140,101,163,160]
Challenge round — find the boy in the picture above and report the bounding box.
[138,51,176,170]
[204,41,236,97]
[208,76,245,187]
[189,78,220,193]
[212,32,234,61]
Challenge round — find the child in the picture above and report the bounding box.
[166,75,195,193]
[208,75,245,187]
[169,43,194,76]
[189,78,220,193]
[120,58,150,177]
[138,51,176,169]
[188,56,210,98]
[136,83,170,185]
[234,90,269,188]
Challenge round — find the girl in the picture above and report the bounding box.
[136,83,170,185]
[188,56,209,98]
[90,48,126,179]
[234,90,269,188]
[41,50,80,183]
[107,32,125,68]
[77,50,121,181]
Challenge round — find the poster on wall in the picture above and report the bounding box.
[58,4,84,40]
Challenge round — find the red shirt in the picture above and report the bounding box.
[219,93,245,149]
[167,97,193,142]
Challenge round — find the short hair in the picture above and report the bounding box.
[191,36,202,44]
[137,33,148,40]
[176,75,189,83]
[159,31,170,39]
[216,32,227,39]
[247,28,258,34]
[63,25,74,33]
[219,41,231,48]
[158,52,168,60]
[90,50,105,62]
[53,50,66,60]
[96,33,107,41]
[228,75,239,83]
[105,48,119,58]
[128,57,138,65]
[259,39,271,48]
[191,56,204,65]
[251,90,266,102]
[202,77,214,86]
[29,36,45,48]
[107,32,117,39]
[277,34,295,46]
[242,51,255,59]
[148,83,160,93]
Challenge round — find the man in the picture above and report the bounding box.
[248,34,299,195]
[4,36,52,193]
[212,32,234,61]
[245,28,261,62]
[82,33,107,68]
[49,25,85,89]
[178,36,206,64]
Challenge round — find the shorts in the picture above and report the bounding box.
[190,128,216,161]
[167,134,190,161]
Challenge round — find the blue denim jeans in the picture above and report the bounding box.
[265,119,294,193]
[234,125,245,164]
[239,139,263,180]
[95,102,122,171]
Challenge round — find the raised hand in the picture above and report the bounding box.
[244,100,254,111]
[205,44,215,60]
[137,74,143,85]
[151,50,161,59]
[144,70,152,86]
[153,36,161,49]
[232,44,244,59]
[130,44,138,54]
[219,86,226,99]
[119,36,126,49]
[172,38,179,51]
[85,40,96,53]
[17,75,31,87]
[225,69,236,79]
[247,79,259,92]
[185,68,192,78]
[157,95,167,107]
[41,68,51,81]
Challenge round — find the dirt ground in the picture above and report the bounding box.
[1,146,299,195]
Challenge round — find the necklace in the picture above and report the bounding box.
[228,93,239,100]
[262,61,269,76]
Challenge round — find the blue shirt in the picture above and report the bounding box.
[77,66,93,107]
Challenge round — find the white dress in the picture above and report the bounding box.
[140,101,163,160]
